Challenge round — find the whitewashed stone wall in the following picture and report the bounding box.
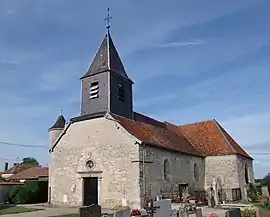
[142,145,205,199]
[49,117,141,209]
[205,155,254,201]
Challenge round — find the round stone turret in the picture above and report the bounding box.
[49,114,66,147]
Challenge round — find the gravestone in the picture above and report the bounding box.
[195,208,203,217]
[114,208,130,217]
[262,186,270,197]
[153,199,171,217]
[79,204,101,217]
[225,208,241,217]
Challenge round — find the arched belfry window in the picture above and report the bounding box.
[164,159,170,181]
[194,163,199,181]
[245,165,249,184]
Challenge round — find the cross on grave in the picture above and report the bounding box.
[146,199,160,217]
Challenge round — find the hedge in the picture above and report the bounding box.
[9,180,48,204]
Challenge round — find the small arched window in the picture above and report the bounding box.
[245,165,249,184]
[164,159,170,181]
[194,163,199,181]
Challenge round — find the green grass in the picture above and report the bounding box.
[0,205,43,215]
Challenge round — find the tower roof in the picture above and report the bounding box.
[81,32,133,82]
[49,115,66,130]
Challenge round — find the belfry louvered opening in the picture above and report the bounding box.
[89,81,99,99]
[118,84,125,102]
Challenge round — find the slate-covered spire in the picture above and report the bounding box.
[79,9,134,119]
[49,114,66,130]
[81,32,132,82]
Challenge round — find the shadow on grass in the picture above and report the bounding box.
[0,204,15,211]
[0,204,43,215]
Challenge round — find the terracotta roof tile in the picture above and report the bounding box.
[112,113,203,157]
[2,164,35,175]
[179,120,252,159]
[9,167,48,180]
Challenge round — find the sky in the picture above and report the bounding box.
[0,0,269,178]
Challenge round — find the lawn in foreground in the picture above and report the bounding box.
[0,205,43,215]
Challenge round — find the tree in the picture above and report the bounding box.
[22,157,39,166]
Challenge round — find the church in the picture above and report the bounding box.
[48,23,254,209]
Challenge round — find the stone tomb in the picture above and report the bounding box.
[114,208,130,217]
[79,204,101,217]
[225,208,241,217]
[153,199,172,217]
[261,186,270,198]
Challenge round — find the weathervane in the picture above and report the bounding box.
[105,8,112,31]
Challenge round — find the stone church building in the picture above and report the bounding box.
[48,28,254,209]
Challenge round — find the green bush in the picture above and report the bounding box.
[247,183,259,202]
[260,202,270,210]
[9,181,48,204]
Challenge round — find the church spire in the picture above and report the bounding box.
[80,9,133,83]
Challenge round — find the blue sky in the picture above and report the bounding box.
[0,0,269,178]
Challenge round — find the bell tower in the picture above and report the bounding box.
[80,9,133,119]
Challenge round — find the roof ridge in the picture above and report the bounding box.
[178,119,215,127]
[214,120,253,159]
[212,119,237,154]
[164,122,206,156]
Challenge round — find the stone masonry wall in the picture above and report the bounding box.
[205,155,254,201]
[49,116,141,209]
[141,145,205,200]
[48,128,63,204]
[236,155,254,200]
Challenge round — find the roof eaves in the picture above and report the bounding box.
[143,141,205,158]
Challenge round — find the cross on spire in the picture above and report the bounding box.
[105,8,112,31]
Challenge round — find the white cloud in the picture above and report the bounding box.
[157,40,204,48]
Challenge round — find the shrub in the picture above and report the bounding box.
[247,183,259,203]
[9,181,48,204]
[240,208,256,217]
[259,202,270,210]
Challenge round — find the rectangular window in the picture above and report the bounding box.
[89,81,99,99]
[118,84,125,102]
[232,188,242,201]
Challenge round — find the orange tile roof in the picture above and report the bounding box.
[112,112,252,159]
[9,167,48,180]
[112,113,203,157]
[2,164,35,175]
[179,120,252,159]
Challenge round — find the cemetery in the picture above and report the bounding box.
[71,182,270,217]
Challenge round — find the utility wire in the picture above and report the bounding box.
[0,141,47,148]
